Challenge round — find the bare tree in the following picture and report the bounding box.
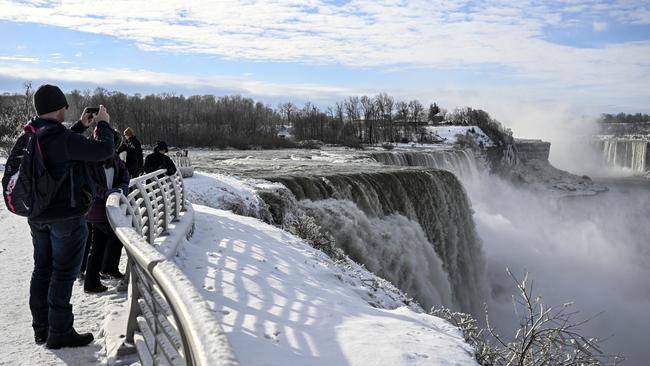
[408,99,423,141]
[360,95,376,143]
[344,96,361,140]
[279,102,296,126]
[0,82,34,154]
[376,93,394,141]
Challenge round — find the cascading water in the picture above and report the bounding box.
[299,199,454,309]
[258,169,487,315]
[600,139,649,173]
[369,149,479,178]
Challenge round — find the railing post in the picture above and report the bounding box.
[175,171,187,211]
[153,175,171,233]
[135,179,155,244]
[124,258,140,344]
[169,173,182,219]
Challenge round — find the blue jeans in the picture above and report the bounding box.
[29,216,88,336]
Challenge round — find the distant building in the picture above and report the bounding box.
[277,125,294,139]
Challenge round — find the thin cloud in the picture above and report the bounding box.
[0,55,40,63]
[0,64,366,101]
[593,21,609,32]
[0,0,648,105]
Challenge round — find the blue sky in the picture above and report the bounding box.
[0,0,648,118]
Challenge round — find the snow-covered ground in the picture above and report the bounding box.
[176,204,477,366]
[426,126,493,146]
[0,205,127,366]
[0,170,478,366]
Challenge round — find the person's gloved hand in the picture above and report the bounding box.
[107,188,122,196]
[95,105,110,123]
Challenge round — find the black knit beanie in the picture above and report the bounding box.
[154,141,168,153]
[33,84,68,115]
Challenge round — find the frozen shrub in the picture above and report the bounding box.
[286,214,344,260]
[432,270,624,366]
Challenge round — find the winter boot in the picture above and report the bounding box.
[46,329,94,349]
[34,327,48,345]
[100,271,125,280]
[84,284,108,293]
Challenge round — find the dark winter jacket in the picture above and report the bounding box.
[117,135,143,177]
[143,151,177,176]
[86,156,130,223]
[27,117,114,222]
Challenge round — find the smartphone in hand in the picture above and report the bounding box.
[85,107,100,115]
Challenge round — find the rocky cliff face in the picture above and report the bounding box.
[514,139,551,161]
[504,139,606,196]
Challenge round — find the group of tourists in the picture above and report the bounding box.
[1,84,177,349]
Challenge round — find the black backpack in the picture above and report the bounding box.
[2,123,67,218]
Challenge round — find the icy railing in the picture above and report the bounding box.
[171,151,194,178]
[106,169,239,366]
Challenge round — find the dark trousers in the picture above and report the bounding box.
[84,222,123,289]
[79,223,93,274]
[28,216,88,336]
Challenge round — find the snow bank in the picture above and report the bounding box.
[184,172,282,220]
[427,126,493,146]
[177,204,478,366]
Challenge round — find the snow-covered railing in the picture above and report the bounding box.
[106,169,239,366]
[171,151,194,178]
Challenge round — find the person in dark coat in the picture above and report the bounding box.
[143,140,177,176]
[117,127,143,177]
[14,84,114,349]
[84,130,130,293]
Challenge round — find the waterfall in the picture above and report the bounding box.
[369,149,480,178]
[601,139,649,173]
[300,199,454,310]
[259,169,487,315]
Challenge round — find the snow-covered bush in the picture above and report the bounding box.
[286,214,344,260]
[455,131,481,150]
[432,270,624,366]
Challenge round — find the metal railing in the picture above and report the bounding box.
[171,153,194,178]
[106,169,239,366]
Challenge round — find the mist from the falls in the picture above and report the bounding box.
[375,150,650,363]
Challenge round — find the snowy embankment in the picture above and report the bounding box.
[427,126,493,146]
[181,172,478,365]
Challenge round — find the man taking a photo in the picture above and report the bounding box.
[18,84,115,349]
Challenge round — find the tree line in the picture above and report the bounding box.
[599,113,650,124]
[1,82,513,151]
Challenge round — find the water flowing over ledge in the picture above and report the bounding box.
[599,139,649,173]
[258,169,487,315]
